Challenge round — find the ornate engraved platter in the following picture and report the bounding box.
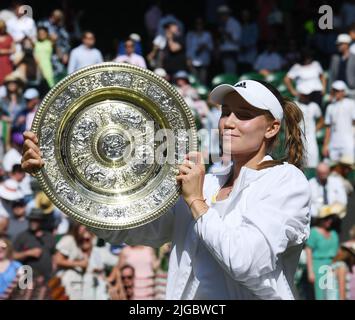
[32,63,197,230]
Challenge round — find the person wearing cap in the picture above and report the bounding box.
[322,80,355,162]
[13,87,40,133]
[114,39,147,69]
[13,208,55,282]
[329,34,355,95]
[0,177,25,218]
[217,5,241,74]
[7,198,28,241]
[22,79,311,300]
[0,73,25,122]
[295,82,324,168]
[305,203,343,300]
[329,155,355,195]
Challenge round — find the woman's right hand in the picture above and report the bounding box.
[21,131,45,174]
[308,270,315,284]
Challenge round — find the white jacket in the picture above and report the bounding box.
[90,156,311,300]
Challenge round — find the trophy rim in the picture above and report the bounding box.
[31,62,198,230]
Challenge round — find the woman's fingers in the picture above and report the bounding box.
[22,148,42,162]
[23,131,39,144]
[21,159,44,172]
[23,139,41,155]
[178,165,191,175]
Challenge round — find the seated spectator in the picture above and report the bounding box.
[114,39,147,68]
[0,236,22,298]
[1,73,25,122]
[120,264,135,300]
[55,223,109,300]
[67,31,103,74]
[2,134,23,174]
[7,198,28,241]
[309,162,347,218]
[13,88,40,133]
[0,177,25,218]
[117,33,143,56]
[0,216,8,237]
[13,208,55,282]
[329,156,355,196]
[350,23,355,55]
[322,81,355,162]
[254,43,284,76]
[118,245,159,300]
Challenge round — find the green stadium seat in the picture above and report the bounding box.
[265,71,287,87]
[211,73,239,87]
[195,84,210,100]
[238,72,265,82]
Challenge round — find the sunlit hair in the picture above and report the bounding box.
[254,80,305,170]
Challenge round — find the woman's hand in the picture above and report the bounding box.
[308,270,315,284]
[176,152,209,219]
[21,131,45,174]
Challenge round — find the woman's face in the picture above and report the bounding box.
[219,92,279,156]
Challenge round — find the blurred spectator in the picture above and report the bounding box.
[329,156,355,196]
[34,27,55,88]
[37,9,70,82]
[186,18,213,85]
[161,22,186,77]
[284,39,301,69]
[296,83,323,168]
[217,5,241,74]
[305,205,342,300]
[329,34,355,96]
[13,208,56,282]
[114,39,147,68]
[118,245,159,299]
[144,1,162,40]
[323,81,355,162]
[117,33,143,57]
[6,1,36,54]
[153,67,169,82]
[154,243,171,299]
[67,31,103,74]
[284,48,326,107]
[309,162,347,218]
[121,264,135,300]
[13,88,40,134]
[0,216,9,237]
[350,23,355,55]
[0,177,25,218]
[157,12,184,37]
[0,20,15,86]
[55,223,108,299]
[253,42,284,76]
[341,0,355,29]
[0,236,22,297]
[1,73,25,122]
[2,132,23,173]
[7,199,28,241]
[239,10,259,73]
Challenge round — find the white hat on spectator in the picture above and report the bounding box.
[0,86,6,98]
[154,68,167,78]
[296,82,313,95]
[331,80,348,91]
[129,33,141,42]
[217,5,231,14]
[336,33,351,44]
[0,179,24,201]
[24,88,40,100]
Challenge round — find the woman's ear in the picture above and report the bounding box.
[265,120,281,139]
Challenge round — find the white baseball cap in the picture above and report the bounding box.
[336,33,351,44]
[210,80,284,120]
[332,80,348,91]
[24,88,39,100]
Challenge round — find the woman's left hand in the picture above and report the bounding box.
[176,152,206,207]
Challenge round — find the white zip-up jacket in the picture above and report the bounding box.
[90,155,311,299]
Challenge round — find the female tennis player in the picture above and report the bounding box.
[22,79,311,300]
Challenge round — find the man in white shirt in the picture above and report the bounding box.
[323,80,355,162]
[218,5,241,74]
[296,83,323,168]
[67,31,103,74]
[114,39,146,68]
[6,2,37,53]
[309,162,347,218]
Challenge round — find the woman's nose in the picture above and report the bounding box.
[224,113,237,129]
